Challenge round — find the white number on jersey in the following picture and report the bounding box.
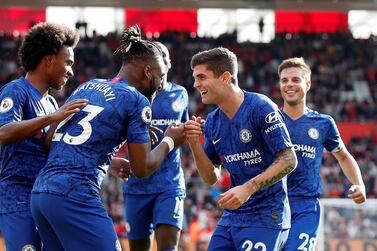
[53,104,104,145]
[298,233,317,251]
[242,240,267,251]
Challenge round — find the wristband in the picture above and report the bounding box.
[161,136,174,153]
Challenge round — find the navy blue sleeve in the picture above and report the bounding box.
[0,84,27,126]
[255,98,292,154]
[323,115,344,153]
[127,94,151,144]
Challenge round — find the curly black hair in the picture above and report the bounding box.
[115,25,162,64]
[18,22,79,72]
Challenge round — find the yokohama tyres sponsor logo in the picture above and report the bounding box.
[223,149,262,166]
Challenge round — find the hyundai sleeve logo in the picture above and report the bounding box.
[265,112,282,124]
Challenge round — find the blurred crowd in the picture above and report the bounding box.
[324,204,377,240]
[1,30,376,248]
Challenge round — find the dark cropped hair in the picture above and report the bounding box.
[115,25,162,64]
[191,47,238,85]
[18,22,79,72]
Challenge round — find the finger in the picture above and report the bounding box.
[348,185,356,193]
[185,131,203,137]
[348,190,362,198]
[348,185,363,196]
[218,192,231,204]
[63,102,88,112]
[173,122,184,129]
[184,126,202,133]
[150,125,164,134]
[184,123,202,131]
[185,133,203,139]
[219,197,234,208]
[64,108,81,116]
[150,131,158,142]
[347,192,365,204]
[66,99,89,104]
[352,194,365,204]
[63,99,88,108]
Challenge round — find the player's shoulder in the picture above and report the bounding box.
[245,91,275,106]
[2,77,28,91]
[244,91,278,118]
[116,79,145,97]
[167,82,188,95]
[0,77,31,100]
[305,108,335,122]
[206,107,221,123]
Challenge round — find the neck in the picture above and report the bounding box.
[117,65,136,87]
[218,85,244,119]
[25,71,49,96]
[283,101,306,120]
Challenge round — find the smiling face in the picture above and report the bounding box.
[279,66,311,106]
[193,64,223,105]
[46,46,75,90]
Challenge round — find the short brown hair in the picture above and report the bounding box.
[278,57,311,81]
[191,47,238,85]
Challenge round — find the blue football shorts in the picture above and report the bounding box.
[207,224,289,251]
[282,197,320,251]
[0,210,41,251]
[124,189,185,240]
[31,193,121,251]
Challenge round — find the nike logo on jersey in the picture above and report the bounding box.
[212,138,221,144]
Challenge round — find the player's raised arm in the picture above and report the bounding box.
[127,122,185,178]
[185,116,221,185]
[0,98,87,146]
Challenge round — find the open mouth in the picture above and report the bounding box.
[285,90,297,97]
[200,90,208,96]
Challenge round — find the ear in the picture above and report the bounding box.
[306,80,311,91]
[221,71,232,84]
[43,55,54,68]
[144,65,152,80]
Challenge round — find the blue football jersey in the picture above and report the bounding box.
[32,78,151,202]
[203,91,292,229]
[0,77,58,213]
[123,82,189,194]
[282,108,343,197]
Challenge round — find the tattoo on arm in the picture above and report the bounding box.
[257,148,297,190]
